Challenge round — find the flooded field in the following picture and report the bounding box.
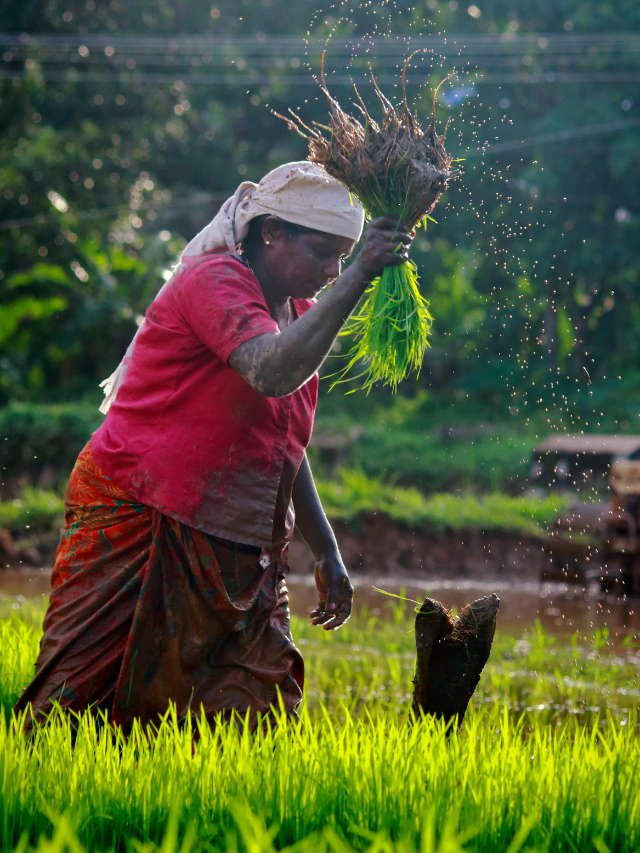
[3,568,638,641]
[287,573,640,640]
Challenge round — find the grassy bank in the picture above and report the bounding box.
[0,488,64,537]
[316,470,567,538]
[0,403,102,487]
[312,421,537,494]
[1,601,639,852]
[0,476,565,552]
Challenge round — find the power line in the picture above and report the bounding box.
[0,194,228,231]
[4,32,640,88]
[3,32,640,52]
[4,70,640,86]
[0,205,123,231]
[2,116,639,232]
[11,53,640,70]
[3,33,640,66]
[462,116,640,157]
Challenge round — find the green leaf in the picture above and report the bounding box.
[0,296,67,346]
[6,264,71,289]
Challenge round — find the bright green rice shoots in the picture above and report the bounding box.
[341,260,432,392]
[1,693,639,853]
[2,600,638,852]
[0,596,640,853]
[278,54,454,392]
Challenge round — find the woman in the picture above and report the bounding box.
[16,162,413,731]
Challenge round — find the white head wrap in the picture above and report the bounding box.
[99,162,364,413]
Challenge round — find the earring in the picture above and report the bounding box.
[265,240,271,245]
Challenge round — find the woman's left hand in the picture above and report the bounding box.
[311,552,354,630]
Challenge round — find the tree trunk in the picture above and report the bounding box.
[412,593,500,726]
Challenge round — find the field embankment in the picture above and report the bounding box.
[0,471,567,577]
[0,404,580,580]
[289,471,568,579]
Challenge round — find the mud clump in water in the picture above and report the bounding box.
[412,593,500,726]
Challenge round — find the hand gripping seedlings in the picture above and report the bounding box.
[412,593,500,726]
[277,52,456,391]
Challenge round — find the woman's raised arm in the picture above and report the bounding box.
[227,217,413,397]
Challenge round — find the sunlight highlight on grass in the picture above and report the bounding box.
[1,599,638,852]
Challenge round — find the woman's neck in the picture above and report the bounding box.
[243,249,290,325]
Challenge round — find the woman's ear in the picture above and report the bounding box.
[261,215,286,247]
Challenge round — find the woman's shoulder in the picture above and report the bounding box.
[176,251,260,298]
[182,250,252,278]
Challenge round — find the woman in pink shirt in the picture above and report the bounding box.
[15,163,413,731]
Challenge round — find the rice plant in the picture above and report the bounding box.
[1,600,638,852]
[278,53,455,392]
[2,599,639,724]
[1,701,639,853]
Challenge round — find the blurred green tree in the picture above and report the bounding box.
[0,0,638,431]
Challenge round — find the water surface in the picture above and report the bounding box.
[1,569,638,640]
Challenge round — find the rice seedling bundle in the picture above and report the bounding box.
[278,54,455,391]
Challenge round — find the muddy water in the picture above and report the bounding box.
[286,574,640,640]
[3,568,638,640]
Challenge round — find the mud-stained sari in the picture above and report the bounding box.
[15,443,304,732]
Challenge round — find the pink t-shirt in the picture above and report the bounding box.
[91,252,319,555]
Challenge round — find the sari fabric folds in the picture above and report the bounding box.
[15,443,304,731]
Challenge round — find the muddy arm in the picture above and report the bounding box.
[293,454,353,630]
[227,219,412,398]
[292,454,339,562]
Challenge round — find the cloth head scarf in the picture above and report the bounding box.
[99,162,365,413]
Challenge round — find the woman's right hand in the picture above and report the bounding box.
[226,220,415,398]
[353,216,414,283]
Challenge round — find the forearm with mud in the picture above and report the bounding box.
[292,454,340,560]
[228,260,370,397]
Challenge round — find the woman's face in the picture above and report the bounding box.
[262,218,356,301]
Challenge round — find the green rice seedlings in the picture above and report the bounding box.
[278,53,455,391]
[2,606,640,852]
[2,702,640,853]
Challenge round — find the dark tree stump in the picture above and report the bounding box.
[411,593,500,726]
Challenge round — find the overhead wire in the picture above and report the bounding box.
[3,70,640,85]
[0,193,229,231]
[2,32,638,231]
[462,116,640,157]
[2,32,640,86]
[3,115,639,232]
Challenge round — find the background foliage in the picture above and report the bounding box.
[0,0,639,491]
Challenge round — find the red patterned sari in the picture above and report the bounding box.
[15,443,304,732]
